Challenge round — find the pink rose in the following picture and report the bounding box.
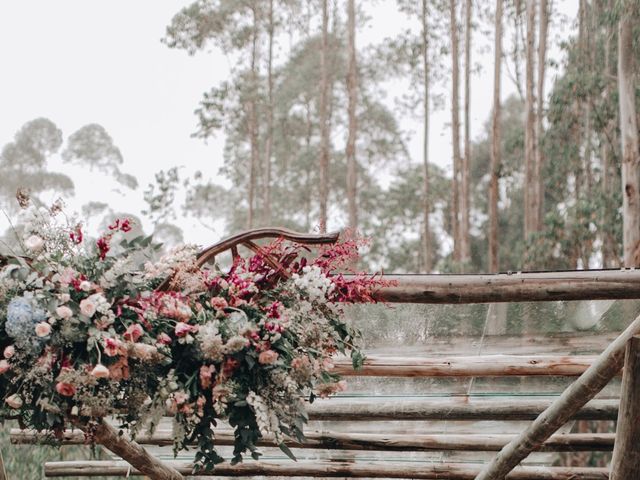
[3,346,15,359]
[0,360,10,374]
[124,324,144,342]
[156,333,172,345]
[258,350,279,365]
[103,337,123,357]
[56,305,73,320]
[35,322,51,337]
[210,297,228,310]
[55,382,76,397]
[5,394,23,409]
[79,298,97,317]
[175,322,198,337]
[90,364,110,378]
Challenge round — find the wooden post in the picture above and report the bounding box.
[610,336,640,479]
[474,313,640,480]
[83,419,184,480]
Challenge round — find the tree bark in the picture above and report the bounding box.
[618,2,640,267]
[610,337,640,479]
[450,0,461,263]
[263,0,275,225]
[247,5,260,229]
[421,0,431,272]
[318,0,330,233]
[460,0,472,265]
[346,0,358,231]
[535,0,548,229]
[523,0,537,247]
[489,0,503,273]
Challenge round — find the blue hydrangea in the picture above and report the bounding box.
[5,297,46,356]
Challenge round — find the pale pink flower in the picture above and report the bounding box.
[56,305,73,320]
[175,322,198,337]
[79,281,93,292]
[124,324,144,342]
[79,298,97,317]
[156,333,172,345]
[130,343,158,360]
[24,235,45,252]
[199,364,216,389]
[258,350,279,365]
[173,391,189,405]
[0,360,10,374]
[90,364,110,378]
[5,394,23,409]
[3,346,15,359]
[34,322,51,337]
[210,297,228,310]
[103,337,123,357]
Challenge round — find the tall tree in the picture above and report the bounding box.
[318,0,330,232]
[263,0,275,225]
[449,0,462,262]
[618,0,640,266]
[460,0,472,264]
[535,0,548,224]
[346,0,358,231]
[489,0,504,273]
[523,0,538,245]
[247,4,260,228]
[421,0,431,272]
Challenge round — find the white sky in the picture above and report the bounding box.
[0,0,578,245]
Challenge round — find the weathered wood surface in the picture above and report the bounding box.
[13,428,615,452]
[474,313,640,480]
[374,270,640,303]
[610,336,640,479]
[81,419,183,480]
[44,460,610,479]
[306,397,619,421]
[334,355,599,377]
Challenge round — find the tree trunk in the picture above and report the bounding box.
[318,0,330,233]
[460,0,472,265]
[450,0,461,263]
[489,0,503,273]
[346,0,358,231]
[247,6,260,229]
[523,0,538,249]
[535,0,548,229]
[421,0,431,272]
[618,2,640,267]
[263,0,275,225]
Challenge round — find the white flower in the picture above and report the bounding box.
[79,298,97,317]
[56,305,73,319]
[59,293,70,304]
[5,394,23,409]
[35,322,51,337]
[79,281,93,292]
[24,235,45,252]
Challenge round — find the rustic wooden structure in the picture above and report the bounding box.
[9,228,640,479]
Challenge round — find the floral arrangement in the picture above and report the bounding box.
[0,198,386,471]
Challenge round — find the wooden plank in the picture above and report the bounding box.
[44,459,610,479]
[610,336,640,479]
[11,429,615,452]
[334,355,599,377]
[306,397,619,421]
[474,313,640,480]
[374,270,640,303]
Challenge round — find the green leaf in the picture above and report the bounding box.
[278,442,297,462]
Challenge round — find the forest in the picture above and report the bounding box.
[1,0,639,276]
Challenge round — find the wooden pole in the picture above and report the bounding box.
[80,419,184,480]
[12,429,615,452]
[374,270,640,303]
[44,460,610,479]
[610,336,640,478]
[474,313,640,480]
[333,354,599,377]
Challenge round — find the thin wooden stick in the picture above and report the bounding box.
[11,428,616,452]
[610,336,640,479]
[374,270,640,303]
[44,459,610,479]
[474,313,640,480]
[333,354,599,377]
